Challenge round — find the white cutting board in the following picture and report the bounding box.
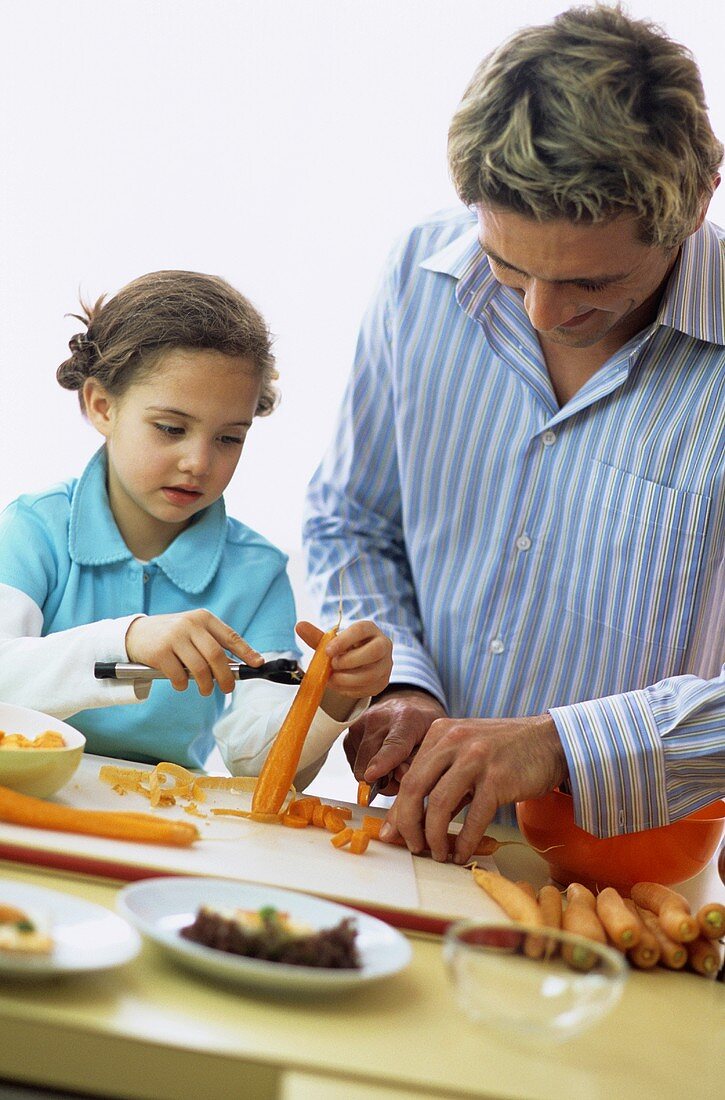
[1,753,420,911]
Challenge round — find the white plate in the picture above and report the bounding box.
[117,876,412,993]
[0,879,141,978]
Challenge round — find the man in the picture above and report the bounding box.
[303,4,724,863]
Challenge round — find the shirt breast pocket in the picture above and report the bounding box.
[565,461,711,653]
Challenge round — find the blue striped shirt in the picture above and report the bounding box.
[303,208,725,837]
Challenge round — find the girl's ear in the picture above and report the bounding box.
[83,378,115,437]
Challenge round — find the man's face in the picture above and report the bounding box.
[475,206,678,351]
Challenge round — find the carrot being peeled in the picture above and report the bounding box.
[252,626,338,815]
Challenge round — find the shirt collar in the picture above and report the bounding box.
[656,220,725,345]
[69,447,228,594]
[420,216,725,347]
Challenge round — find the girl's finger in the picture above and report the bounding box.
[295,620,325,650]
[154,652,190,692]
[189,632,238,694]
[205,613,263,666]
[174,639,215,697]
[330,637,391,670]
[326,621,381,656]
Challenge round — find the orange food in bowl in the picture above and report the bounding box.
[516,789,725,895]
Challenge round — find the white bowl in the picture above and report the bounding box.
[0,703,85,797]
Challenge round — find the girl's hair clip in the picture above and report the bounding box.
[69,332,92,355]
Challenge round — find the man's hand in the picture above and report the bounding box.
[343,687,447,791]
[379,714,568,863]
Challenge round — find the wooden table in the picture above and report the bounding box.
[0,830,723,1100]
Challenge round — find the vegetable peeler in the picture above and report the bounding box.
[94,657,304,686]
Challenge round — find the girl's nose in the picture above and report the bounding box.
[524,280,577,332]
[177,440,211,476]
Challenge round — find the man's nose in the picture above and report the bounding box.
[523,280,577,331]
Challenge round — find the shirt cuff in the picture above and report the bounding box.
[550,688,669,838]
[387,641,448,710]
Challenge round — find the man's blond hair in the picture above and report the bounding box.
[448,4,723,248]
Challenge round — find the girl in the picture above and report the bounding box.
[0,271,392,788]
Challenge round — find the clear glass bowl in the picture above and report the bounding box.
[443,920,627,1045]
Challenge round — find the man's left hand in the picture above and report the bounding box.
[379,713,568,863]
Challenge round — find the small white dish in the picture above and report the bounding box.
[0,702,86,797]
[118,876,412,994]
[0,879,141,979]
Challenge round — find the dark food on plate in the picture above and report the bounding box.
[0,903,53,955]
[180,904,361,969]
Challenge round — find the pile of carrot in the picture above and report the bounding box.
[470,869,724,979]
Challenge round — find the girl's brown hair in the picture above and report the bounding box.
[57,270,279,415]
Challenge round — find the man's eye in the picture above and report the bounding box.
[580,281,608,292]
[154,423,184,437]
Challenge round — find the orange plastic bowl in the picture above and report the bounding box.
[516,789,725,895]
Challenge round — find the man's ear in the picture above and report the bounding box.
[693,175,721,232]
[83,378,115,438]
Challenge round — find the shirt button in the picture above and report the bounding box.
[143,573,149,583]
[516,534,532,552]
[490,638,505,655]
[542,430,557,446]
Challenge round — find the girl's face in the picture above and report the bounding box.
[84,349,262,559]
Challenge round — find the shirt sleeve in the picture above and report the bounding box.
[550,664,725,837]
[0,583,144,717]
[302,254,446,707]
[213,653,369,790]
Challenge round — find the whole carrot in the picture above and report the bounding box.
[516,881,546,959]
[630,882,698,943]
[622,899,660,969]
[696,901,725,940]
[636,905,687,969]
[538,884,563,931]
[470,866,543,926]
[0,785,198,847]
[562,883,607,971]
[596,887,641,950]
[687,936,722,978]
[252,626,338,814]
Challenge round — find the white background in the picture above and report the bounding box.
[1,0,723,619]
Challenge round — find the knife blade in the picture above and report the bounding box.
[94,657,304,685]
[367,769,396,804]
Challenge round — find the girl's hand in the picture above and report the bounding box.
[296,620,393,721]
[125,610,263,695]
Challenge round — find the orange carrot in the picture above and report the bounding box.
[323,811,347,833]
[361,815,383,838]
[636,905,687,969]
[252,626,338,814]
[562,883,607,971]
[516,881,546,959]
[349,829,370,854]
[312,805,328,828]
[287,798,318,822]
[538,884,563,931]
[630,882,698,943]
[0,784,198,847]
[696,901,725,940]
[622,899,660,969]
[470,866,543,926]
[357,781,371,806]
[595,887,641,950]
[331,827,353,849]
[687,936,722,978]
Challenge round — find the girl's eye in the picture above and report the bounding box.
[218,435,244,446]
[154,423,185,437]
